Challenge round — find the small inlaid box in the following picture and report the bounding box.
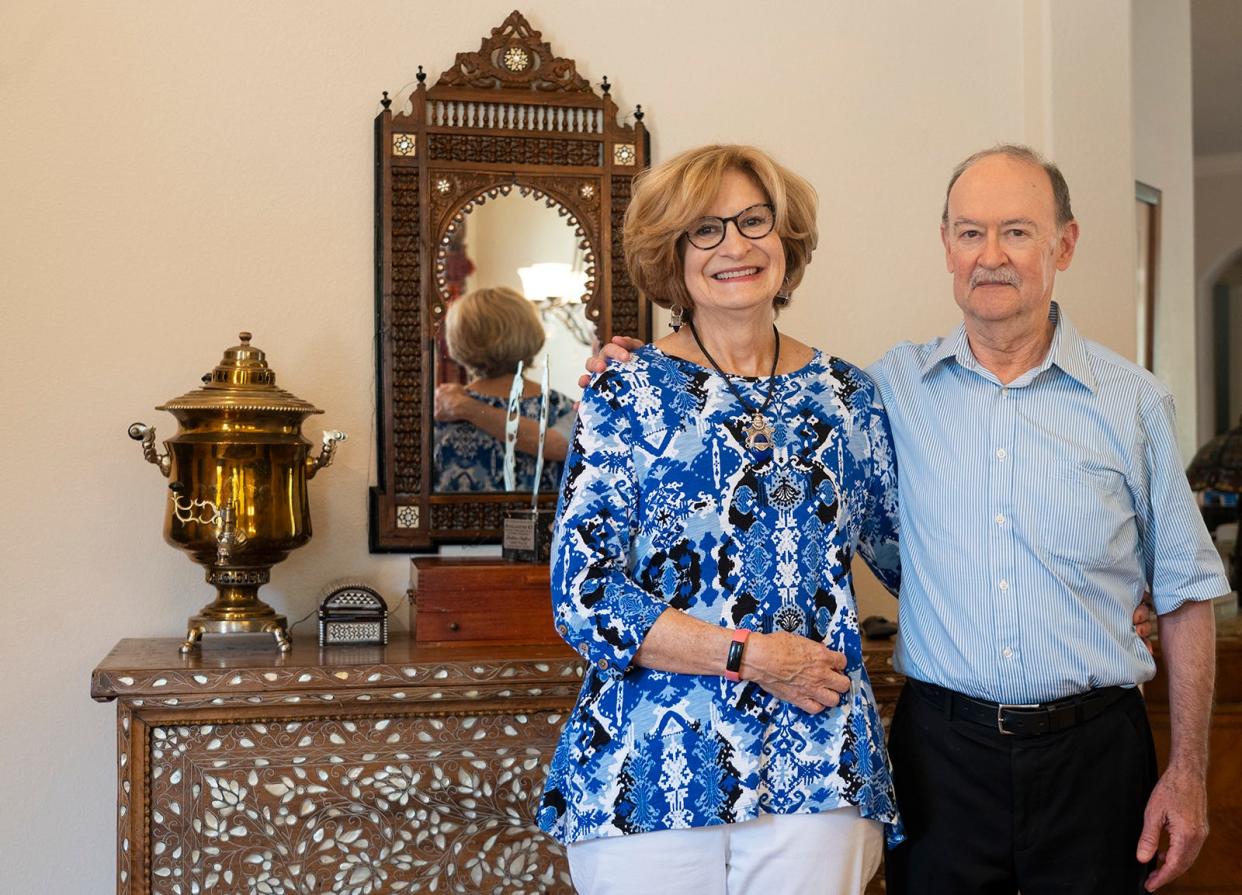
[318,584,389,647]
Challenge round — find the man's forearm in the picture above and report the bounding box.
[1159,599,1216,774]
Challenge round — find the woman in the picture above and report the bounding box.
[433,285,576,492]
[539,145,902,893]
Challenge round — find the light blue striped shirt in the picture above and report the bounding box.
[869,303,1228,704]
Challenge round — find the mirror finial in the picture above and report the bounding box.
[634,104,644,122]
[601,76,610,95]
[416,65,427,85]
[380,91,392,110]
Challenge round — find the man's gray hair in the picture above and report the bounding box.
[941,144,1074,228]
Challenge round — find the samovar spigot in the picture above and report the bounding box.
[214,499,247,566]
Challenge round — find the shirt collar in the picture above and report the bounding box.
[919,302,1097,393]
[920,322,971,377]
[1045,303,1096,392]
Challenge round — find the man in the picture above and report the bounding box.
[871,146,1222,894]
[587,144,1224,893]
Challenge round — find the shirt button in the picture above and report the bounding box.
[597,657,609,670]
[995,514,1006,525]
[999,579,1009,591]
[557,624,568,636]
[996,448,1007,460]
[1002,387,1009,398]
[1002,647,1014,659]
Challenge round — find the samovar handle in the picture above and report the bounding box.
[305,429,348,479]
[128,423,171,477]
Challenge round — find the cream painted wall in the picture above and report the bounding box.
[1132,0,1199,461]
[0,1,1160,888]
[1038,1,1137,359]
[1194,164,1242,442]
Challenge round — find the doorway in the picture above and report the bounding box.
[1208,251,1242,436]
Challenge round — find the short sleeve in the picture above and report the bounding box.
[1135,394,1229,614]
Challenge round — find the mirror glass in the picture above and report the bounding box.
[432,190,595,494]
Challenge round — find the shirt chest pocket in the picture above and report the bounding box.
[1037,463,1135,566]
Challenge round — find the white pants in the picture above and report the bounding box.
[566,808,883,895]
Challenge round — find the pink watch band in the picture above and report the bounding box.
[724,628,751,682]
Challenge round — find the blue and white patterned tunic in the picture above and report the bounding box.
[433,389,576,492]
[539,345,904,848]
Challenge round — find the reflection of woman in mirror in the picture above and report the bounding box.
[539,146,900,892]
[433,286,575,492]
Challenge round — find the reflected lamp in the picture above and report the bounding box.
[518,262,588,303]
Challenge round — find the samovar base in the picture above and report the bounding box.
[178,567,293,654]
[180,615,292,654]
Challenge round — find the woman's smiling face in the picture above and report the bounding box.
[681,168,785,319]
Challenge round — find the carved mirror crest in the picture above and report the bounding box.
[370,10,651,551]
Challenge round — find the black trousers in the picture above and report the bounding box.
[884,681,1158,895]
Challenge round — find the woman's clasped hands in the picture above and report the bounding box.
[741,631,852,715]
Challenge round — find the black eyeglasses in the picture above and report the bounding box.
[684,203,776,250]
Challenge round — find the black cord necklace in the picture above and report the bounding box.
[688,320,781,451]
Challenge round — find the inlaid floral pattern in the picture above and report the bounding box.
[393,133,416,157]
[502,47,531,72]
[117,703,134,894]
[92,656,583,701]
[147,713,573,894]
[101,645,896,894]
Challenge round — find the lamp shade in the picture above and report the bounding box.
[517,262,588,303]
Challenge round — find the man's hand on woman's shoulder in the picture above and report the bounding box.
[578,336,645,390]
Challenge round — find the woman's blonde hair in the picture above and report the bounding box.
[444,286,546,379]
[623,144,818,314]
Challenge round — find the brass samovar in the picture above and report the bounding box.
[129,332,346,653]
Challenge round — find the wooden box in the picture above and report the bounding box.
[410,558,564,647]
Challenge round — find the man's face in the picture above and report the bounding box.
[941,154,1079,329]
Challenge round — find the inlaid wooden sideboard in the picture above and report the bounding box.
[92,638,587,895]
[92,630,906,894]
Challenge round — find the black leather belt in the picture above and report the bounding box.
[907,678,1132,737]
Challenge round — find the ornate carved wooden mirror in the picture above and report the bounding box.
[370,11,651,551]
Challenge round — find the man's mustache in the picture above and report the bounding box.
[970,266,1021,288]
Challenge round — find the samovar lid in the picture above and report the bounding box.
[156,332,324,415]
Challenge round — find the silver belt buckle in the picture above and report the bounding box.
[996,702,1041,735]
